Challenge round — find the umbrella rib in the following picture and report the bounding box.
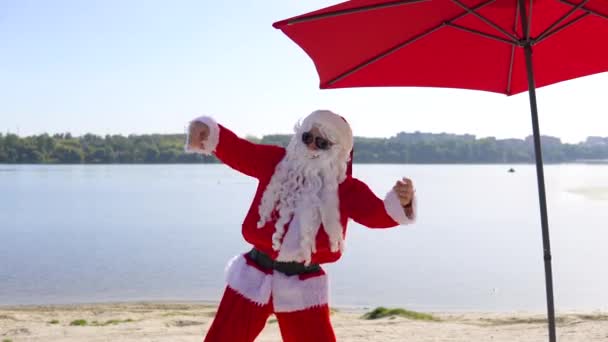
[518,0,531,44]
[513,0,521,36]
[325,0,499,87]
[282,0,429,26]
[535,0,591,43]
[506,0,520,95]
[325,24,445,87]
[450,0,520,43]
[534,12,590,45]
[445,23,519,45]
[526,0,532,39]
[506,45,516,95]
[559,0,608,20]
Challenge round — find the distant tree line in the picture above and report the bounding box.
[1,131,607,164]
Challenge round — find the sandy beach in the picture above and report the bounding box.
[1,302,607,342]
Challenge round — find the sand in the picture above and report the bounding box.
[1,302,607,341]
[567,186,608,201]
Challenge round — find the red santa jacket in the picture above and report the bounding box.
[205,122,413,265]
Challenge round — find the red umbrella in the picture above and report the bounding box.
[273,1,608,341]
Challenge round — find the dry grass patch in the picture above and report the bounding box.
[362,307,440,321]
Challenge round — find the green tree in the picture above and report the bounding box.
[52,145,84,163]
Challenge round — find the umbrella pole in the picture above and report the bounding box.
[522,44,557,342]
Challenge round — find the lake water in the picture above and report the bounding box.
[1,164,607,312]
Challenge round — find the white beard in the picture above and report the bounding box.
[257,135,348,265]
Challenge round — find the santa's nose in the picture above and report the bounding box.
[306,141,318,151]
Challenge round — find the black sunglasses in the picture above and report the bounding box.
[301,131,332,150]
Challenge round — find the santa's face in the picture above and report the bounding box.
[298,126,338,164]
[302,127,332,152]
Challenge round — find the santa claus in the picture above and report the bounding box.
[186,110,417,342]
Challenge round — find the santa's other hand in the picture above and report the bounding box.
[188,121,210,150]
[393,177,415,207]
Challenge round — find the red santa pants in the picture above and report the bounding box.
[204,286,336,342]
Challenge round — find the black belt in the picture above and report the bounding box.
[247,248,321,276]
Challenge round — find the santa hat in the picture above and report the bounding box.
[301,110,354,175]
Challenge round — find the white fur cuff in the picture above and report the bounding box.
[184,116,220,155]
[384,189,417,225]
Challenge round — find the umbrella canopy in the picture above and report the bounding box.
[273,0,608,95]
[274,1,608,341]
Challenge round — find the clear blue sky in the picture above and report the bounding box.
[1,0,606,143]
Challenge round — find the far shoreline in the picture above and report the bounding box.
[2,161,608,165]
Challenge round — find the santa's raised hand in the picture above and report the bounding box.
[394,177,415,208]
[188,121,210,151]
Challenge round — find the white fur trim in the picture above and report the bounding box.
[184,116,220,155]
[223,253,329,312]
[272,271,329,313]
[384,189,417,225]
[225,254,272,306]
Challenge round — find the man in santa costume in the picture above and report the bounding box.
[186,110,417,342]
